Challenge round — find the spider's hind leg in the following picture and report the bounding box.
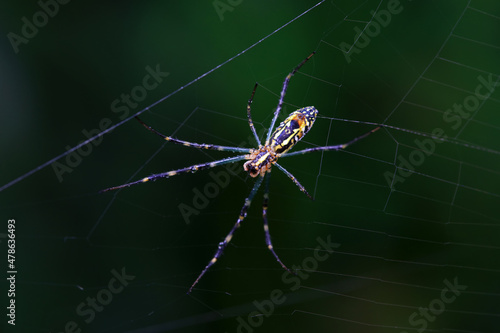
[262,172,295,275]
[188,174,265,293]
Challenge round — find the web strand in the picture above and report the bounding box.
[7,1,500,332]
[0,0,326,193]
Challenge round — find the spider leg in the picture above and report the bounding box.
[265,52,315,145]
[100,155,248,193]
[247,83,262,147]
[188,174,264,293]
[262,172,294,274]
[274,162,312,200]
[135,116,252,153]
[281,126,380,158]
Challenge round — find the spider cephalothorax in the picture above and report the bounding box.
[243,146,277,177]
[101,52,379,293]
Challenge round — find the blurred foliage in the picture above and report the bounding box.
[1,1,499,332]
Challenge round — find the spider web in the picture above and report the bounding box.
[1,1,499,332]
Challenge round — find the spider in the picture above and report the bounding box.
[101,52,380,293]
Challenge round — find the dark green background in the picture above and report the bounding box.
[1,1,499,332]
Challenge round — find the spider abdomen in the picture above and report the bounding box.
[270,106,318,154]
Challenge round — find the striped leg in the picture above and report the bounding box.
[262,173,294,274]
[100,155,248,193]
[281,126,380,158]
[247,83,262,147]
[135,116,251,153]
[188,175,265,293]
[274,162,312,200]
[265,52,315,145]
